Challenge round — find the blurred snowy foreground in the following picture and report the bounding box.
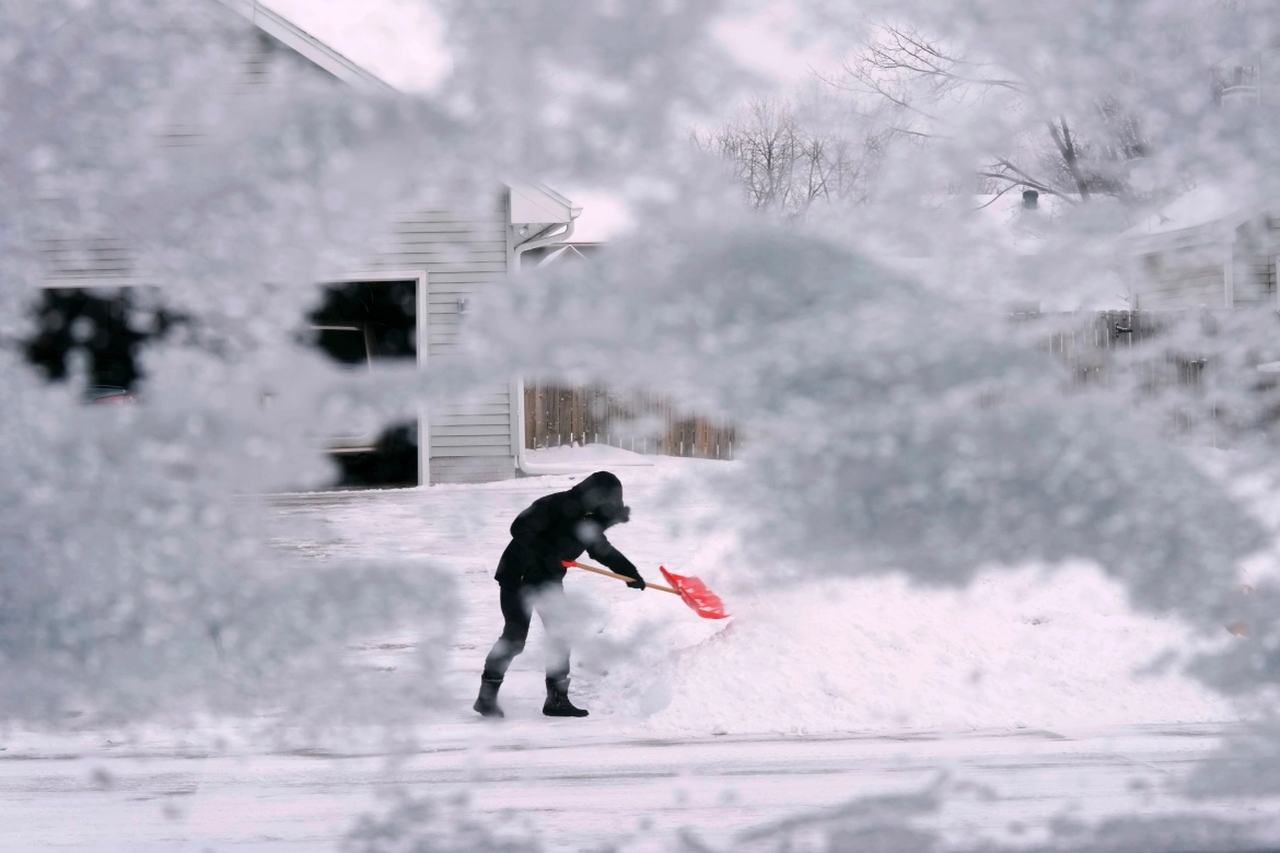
[1,446,1274,851]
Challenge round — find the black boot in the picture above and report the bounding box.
[473,673,505,719]
[542,676,588,718]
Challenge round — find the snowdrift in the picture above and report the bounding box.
[591,564,1238,736]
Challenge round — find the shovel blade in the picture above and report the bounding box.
[660,566,729,619]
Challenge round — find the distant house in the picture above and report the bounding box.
[1118,44,1280,311]
[1122,185,1277,310]
[36,0,584,486]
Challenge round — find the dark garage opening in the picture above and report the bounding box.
[308,279,419,488]
[23,287,180,397]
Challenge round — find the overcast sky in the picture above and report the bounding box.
[257,0,846,241]
[261,0,453,92]
[260,0,844,94]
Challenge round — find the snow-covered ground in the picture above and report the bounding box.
[0,720,1264,852]
[1,445,1269,851]
[275,444,1240,736]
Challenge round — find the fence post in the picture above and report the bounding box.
[532,383,545,449]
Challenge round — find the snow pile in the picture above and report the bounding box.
[346,447,1239,737]
[287,446,1241,736]
[596,561,1237,735]
[563,468,1239,732]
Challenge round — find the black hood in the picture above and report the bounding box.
[572,471,630,526]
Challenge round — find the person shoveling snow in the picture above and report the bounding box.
[474,471,645,719]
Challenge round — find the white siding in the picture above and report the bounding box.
[1136,246,1227,309]
[1134,215,1280,310]
[38,12,339,288]
[234,33,329,92]
[38,236,137,284]
[1233,247,1273,306]
[38,200,521,486]
[430,456,516,484]
[1232,218,1274,307]
[428,386,514,457]
[366,200,516,484]
[32,5,520,487]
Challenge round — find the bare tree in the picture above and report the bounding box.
[701,27,1155,217]
[834,25,1152,206]
[695,98,884,218]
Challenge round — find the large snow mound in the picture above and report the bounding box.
[595,565,1238,735]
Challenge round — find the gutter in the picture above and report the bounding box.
[512,217,632,479]
[513,219,576,261]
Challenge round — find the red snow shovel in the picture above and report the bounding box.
[562,560,729,620]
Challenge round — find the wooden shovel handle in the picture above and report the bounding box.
[565,560,679,595]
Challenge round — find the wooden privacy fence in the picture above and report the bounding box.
[1041,309,1162,384]
[524,383,738,460]
[1029,309,1209,387]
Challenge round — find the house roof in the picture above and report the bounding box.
[216,0,397,93]
[1122,184,1240,240]
[535,245,593,267]
[508,182,582,226]
[1119,183,1264,254]
[221,3,587,233]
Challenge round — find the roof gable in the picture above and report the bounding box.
[507,182,583,226]
[216,0,396,93]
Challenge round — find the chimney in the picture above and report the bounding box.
[1022,189,1039,210]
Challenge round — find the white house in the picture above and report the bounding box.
[1122,184,1278,310]
[38,0,584,486]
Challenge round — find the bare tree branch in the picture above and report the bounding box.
[1047,118,1092,201]
[697,98,881,217]
[831,23,1150,205]
[977,169,1079,204]
[973,183,1021,209]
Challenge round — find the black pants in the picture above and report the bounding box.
[482,581,571,682]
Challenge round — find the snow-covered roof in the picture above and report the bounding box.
[1121,184,1242,241]
[508,182,582,227]
[221,4,591,235]
[534,245,592,267]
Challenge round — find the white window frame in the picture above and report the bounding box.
[332,269,429,486]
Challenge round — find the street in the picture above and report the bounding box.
[0,720,1267,851]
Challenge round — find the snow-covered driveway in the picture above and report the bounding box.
[2,447,1270,851]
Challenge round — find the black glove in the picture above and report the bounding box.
[625,573,645,591]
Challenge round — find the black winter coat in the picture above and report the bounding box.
[494,471,642,588]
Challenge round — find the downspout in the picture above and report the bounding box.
[510,219,587,476]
